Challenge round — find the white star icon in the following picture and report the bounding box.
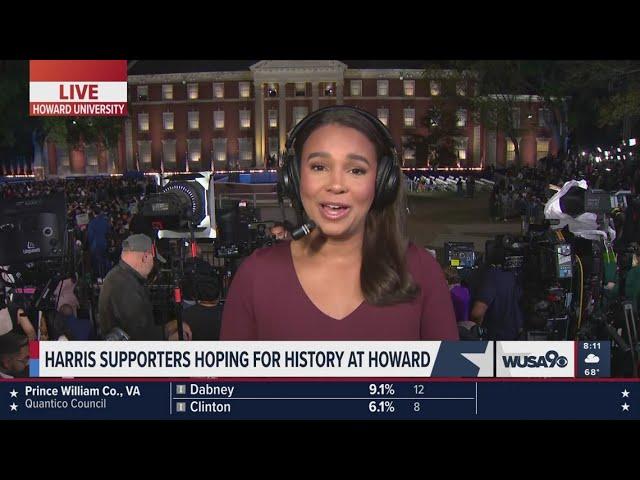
[9,389,18,398]
[461,345,494,377]
[622,389,630,398]
[621,403,630,412]
[9,403,18,412]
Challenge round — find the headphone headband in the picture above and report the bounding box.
[281,105,401,211]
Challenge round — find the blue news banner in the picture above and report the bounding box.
[1,340,636,420]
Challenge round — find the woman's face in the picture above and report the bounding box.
[299,124,377,240]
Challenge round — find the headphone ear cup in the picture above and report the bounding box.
[374,156,400,209]
[280,151,301,204]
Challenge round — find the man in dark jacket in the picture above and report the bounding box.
[98,234,191,340]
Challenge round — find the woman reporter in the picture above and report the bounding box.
[220,106,457,340]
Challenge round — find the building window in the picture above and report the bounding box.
[377,80,389,96]
[187,83,198,100]
[428,106,441,127]
[456,81,466,96]
[455,137,468,161]
[213,138,227,162]
[268,109,278,128]
[293,106,308,127]
[403,108,415,128]
[239,137,253,161]
[539,107,549,127]
[267,83,278,97]
[377,108,389,127]
[537,138,550,159]
[506,139,520,164]
[137,85,148,101]
[268,137,279,157]
[401,136,415,162]
[188,111,199,130]
[403,80,415,96]
[239,82,251,98]
[456,109,467,127]
[213,83,224,99]
[295,82,306,97]
[430,80,441,96]
[137,141,152,165]
[138,113,149,132]
[162,84,173,100]
[512,107,520,129]
[162,139,177,167]
[214,110,225,129]
[187,139,201,164]
[350,80,362,96]
[239,109,251,129]
[323,82,336,96]
[163,112,174,130]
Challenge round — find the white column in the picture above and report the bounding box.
[279,81,287,152]
[254,81,265,167]
[336,81,344,105]
[311,81,319,111]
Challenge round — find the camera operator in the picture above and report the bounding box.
[605,243,640,314]
[98,234,191,341]
[607,175,640,312]
[470,244,525,340]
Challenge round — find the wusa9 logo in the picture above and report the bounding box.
[496,342,574,377]
[502,350,569,369]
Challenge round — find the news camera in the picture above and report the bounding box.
[214,201,281,258]
[140,172,216,240]
[483,225,575,341]
[0,192,67,266]
[0,192,87,337]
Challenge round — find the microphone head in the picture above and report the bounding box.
[291,220,316,240]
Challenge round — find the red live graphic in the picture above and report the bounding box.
[59,84,99,100]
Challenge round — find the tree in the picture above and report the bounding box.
[42,117,122,150]
[566,61,640,141]
[454,60,574,163]
[404,66,473,167]
[0,60,43,173]
[0,60,124,175]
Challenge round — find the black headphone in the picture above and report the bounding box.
[279,105,401,210]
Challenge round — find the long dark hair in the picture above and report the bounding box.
[294,108,419,305]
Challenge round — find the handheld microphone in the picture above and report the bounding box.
[291,220,317,240]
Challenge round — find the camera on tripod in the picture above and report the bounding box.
[140,172,216,240]
[0,192,78,338]
[485,224,575,340]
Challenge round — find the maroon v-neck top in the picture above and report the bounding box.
[220,242,458,340]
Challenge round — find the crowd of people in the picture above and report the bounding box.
[2,120,640,377]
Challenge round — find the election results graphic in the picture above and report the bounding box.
[29,60,128,116]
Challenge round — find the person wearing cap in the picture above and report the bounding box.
[98,234,189,340]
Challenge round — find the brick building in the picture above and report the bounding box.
[42,60,563,176]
